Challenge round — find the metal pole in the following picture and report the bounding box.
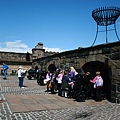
[92,25,98,46]
[114,22,120,41]
[106,25,108,43]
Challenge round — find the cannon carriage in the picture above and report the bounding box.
[27,69,47,85]
[27,69,37,80]
[37,71,47,85]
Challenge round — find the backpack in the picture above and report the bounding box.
[94,76,103,88]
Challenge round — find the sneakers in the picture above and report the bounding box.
[21,87,25,88]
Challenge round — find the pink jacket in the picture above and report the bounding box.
[90,75,103,83]
[56,73,63,84]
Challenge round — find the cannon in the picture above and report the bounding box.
[27,69,37,80]
[67,74,94,102]
[37,71,47,85]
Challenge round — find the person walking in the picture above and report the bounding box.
[2,63,9,79]
[18,66,26,88]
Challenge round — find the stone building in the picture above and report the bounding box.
[0,42,57,75]
[32,42,45,60]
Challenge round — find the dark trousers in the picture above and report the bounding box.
[3,70,7,79]
[95,88,102,101]
[18,77,24,88]
[51,83,55,93]
[57,83,62,96]
[46,80,51,91]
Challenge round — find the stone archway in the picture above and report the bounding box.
[82,61,111,101]
[48,64,56,73]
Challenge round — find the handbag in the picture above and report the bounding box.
[94,76,103,88]
[21,72,25,77]
[48,81,52,88]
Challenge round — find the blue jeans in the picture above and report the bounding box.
[3,70,7,78]
[18,77,24,87]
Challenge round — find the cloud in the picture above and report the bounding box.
[43,47,64,52]
[0,40,65,53]
[5,40,28,48]
[0,40,32,53]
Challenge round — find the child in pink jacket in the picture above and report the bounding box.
[90,71,103,101]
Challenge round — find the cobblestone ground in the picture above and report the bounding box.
[0,78,120,120]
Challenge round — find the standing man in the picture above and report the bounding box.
[18,66,26,88]
[2,63,9,79]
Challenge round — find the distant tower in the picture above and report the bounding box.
[32,42,45,60]
[92,6,120,46]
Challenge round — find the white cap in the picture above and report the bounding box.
[19,66,22,69]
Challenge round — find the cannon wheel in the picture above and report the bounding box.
[27,76,32,80]
[76,91,86,102]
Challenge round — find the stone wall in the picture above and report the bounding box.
[0,51,32,62]
[0,51,32,75]
[0,61,32,76]
[32,41,120,103]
